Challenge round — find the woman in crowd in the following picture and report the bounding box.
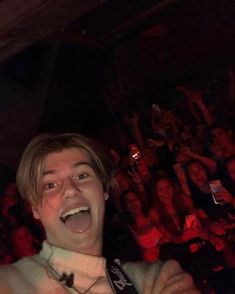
[179,159,235,269]
[121,189,162,262]
[149,175,226,285]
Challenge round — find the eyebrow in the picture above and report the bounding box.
[43,161,93,176]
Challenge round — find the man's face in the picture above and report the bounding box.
[188,162,208,189]
[32,148,108,256]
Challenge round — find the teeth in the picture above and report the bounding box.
[61,206,89,219]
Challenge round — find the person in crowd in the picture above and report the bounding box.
[0,133,198,294]
[176,145,217,175]
[125,144,150,196]
[109,148,138,213]
[121,189,163,262]
[0,181,44,252]
[149,175,226,288]
[149,175,224,248]
[175,85,218,155]
[176,85,215,127]
[210,122,235,160]
[128,111,174,178]
[184,159,235,222]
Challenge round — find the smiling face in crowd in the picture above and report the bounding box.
[32,148,108,256]
[155,178,173,205]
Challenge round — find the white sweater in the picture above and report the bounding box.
[0,241,198,294]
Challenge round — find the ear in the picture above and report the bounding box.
[32,205,40,220]
[104,192,109,201]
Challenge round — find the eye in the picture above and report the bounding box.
[74,173,89,180]
[44,182,58,190]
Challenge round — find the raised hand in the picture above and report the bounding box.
[176,85,203,104]
[174,163,187,184]
[214,187,235,206]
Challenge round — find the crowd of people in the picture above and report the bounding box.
[0,80,235,293]
[105,83,235,292]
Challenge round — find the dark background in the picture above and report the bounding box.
[0,0,234,169]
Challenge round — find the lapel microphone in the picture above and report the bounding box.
[59,272,74,288]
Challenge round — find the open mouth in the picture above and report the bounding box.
[60,206,90,222]
[60,206,91,233]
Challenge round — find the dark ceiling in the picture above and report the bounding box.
[1,0,234,117]
[0,0,234,165]
[1,0,234,65]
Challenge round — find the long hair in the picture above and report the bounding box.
[120,189,148,225]
[150,175,187,233]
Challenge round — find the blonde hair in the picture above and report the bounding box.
[16,133,112,206]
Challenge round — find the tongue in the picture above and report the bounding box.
[64,211,91,233]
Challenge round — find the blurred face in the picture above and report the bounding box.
[125,191,142,216]
[32,148,108,256]
[227,159,235,182]
[155,179,173,204]
[212,128,231,149]
[188,162,208,189]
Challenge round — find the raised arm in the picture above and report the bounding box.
[129,112,146,149]
[180,145,217,174]
[176,85,214,126]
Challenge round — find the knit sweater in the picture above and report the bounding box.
[0,241,198,294]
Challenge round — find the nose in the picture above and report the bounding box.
[62,178,79,199]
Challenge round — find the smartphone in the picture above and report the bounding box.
[209,180,223,204]
[129,144,141,161]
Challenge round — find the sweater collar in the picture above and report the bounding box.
[39,240,107,279]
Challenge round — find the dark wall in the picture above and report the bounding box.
[40,43,115,137]
[0,42,56,169]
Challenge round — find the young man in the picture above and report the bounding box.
[0,133,198,293]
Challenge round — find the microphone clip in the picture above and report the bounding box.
[59,272,74,288]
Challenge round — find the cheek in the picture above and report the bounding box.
[33,200,58,222]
